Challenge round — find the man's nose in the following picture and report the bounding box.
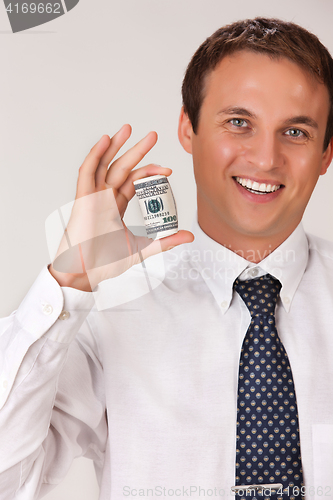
[245,131,282,171]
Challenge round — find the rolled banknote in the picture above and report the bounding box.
[133,175,178,239]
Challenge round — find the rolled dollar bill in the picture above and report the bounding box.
[133,175,178,239]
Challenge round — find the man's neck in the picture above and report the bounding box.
[197,217,296,264]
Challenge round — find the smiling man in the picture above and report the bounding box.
[1,17,333,500]
[176,20,333,495]
[179,24,333,262]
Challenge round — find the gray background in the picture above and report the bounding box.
[0,0,332,498]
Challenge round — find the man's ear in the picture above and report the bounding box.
[320,137,333,175]
[178,107,194,154]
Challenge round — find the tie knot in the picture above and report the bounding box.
[234,274,281,317]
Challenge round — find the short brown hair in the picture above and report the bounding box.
[182,18,333,150]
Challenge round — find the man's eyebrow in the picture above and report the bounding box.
[283,116,318,129]
[217,106,256,118]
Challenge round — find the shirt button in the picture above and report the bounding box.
[3,380,8,390]
[59,310,70,320]
[250,268,259,278]
[221,300,228,309]
[283,296,290,304]
[42,304,53,315]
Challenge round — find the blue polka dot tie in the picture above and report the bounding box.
[234,275,304,499]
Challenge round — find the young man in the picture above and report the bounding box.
[1,18,333,499]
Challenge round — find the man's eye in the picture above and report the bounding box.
[229,118,248,127]
[285,128,306,138]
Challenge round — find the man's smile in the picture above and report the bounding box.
[233,176,283,195]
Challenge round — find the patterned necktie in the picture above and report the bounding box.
[233,274,304,499]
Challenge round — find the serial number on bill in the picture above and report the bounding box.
[5,3,61,14]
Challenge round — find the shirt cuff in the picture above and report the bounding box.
[0,266,94,409]
[15,265,94,340]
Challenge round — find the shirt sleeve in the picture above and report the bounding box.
[0,266,107,499]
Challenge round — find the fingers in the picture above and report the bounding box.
[76,134,111,198]
[117,164,172,207]
[105,131,158,189]
[76,126,158,200]
[76,124,132,198]
[95,124,132,189]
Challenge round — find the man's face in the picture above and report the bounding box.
[179,50,333,253]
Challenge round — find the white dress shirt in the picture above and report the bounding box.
[0,221,333,499]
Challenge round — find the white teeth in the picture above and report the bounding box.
[235,177,281,194]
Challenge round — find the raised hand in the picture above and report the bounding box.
[49,125,194,291]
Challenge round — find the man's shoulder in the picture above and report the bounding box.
[306,232,333,267]
[307,232,333,255]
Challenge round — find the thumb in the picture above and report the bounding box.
[140,230,194,261]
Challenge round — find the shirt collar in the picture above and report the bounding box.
[190,218,309,314]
